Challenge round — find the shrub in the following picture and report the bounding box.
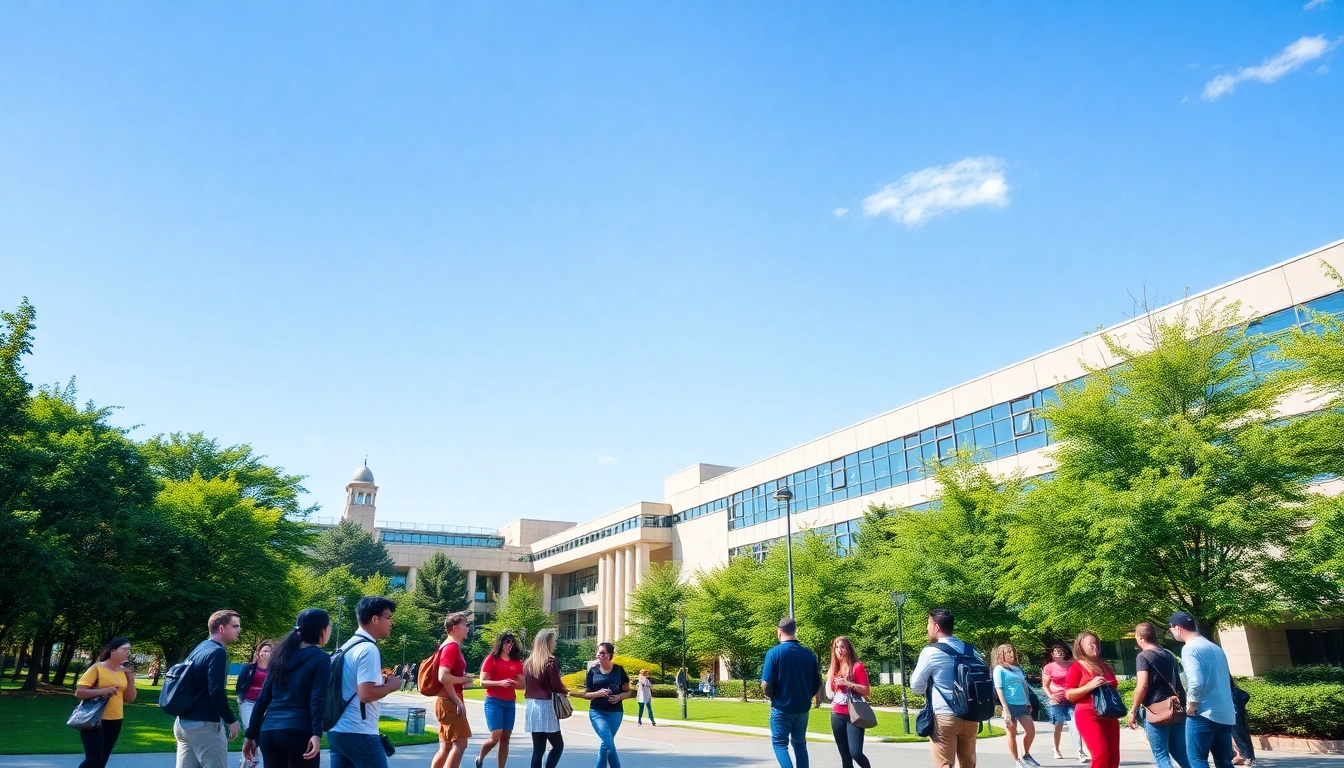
[1261,665,1344,686]
[563,655,663,691]
[651,684,679,698]
[716,679,764,699]
[865,685,925,709]
[1241,680,1344,740]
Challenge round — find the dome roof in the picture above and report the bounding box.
[351,464,375,484]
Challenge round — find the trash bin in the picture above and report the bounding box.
[406,707,426,736]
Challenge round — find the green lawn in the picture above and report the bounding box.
[0,677,439,754]
[460,688,1001,742]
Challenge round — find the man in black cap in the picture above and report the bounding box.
[1168,612,1235,768]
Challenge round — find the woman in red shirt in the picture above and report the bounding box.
[827,635,871,768]
[1065,632,1120,768]
[475,631,525,768]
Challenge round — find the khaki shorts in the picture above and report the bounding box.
[436,697,472,743]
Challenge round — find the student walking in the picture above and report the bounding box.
[175,610,243,768]
[523,628,568,768]
[761,617,822,768]
[241,609,332,768]
[1064,632,1120,768]
[826,636,871,768]
[432,613,475,768]
[476,630,525,768]
[1126,623,1190,768]
[992,644,1039,768]
[235,640,272,764]
[910,608,984,768]
[675,668,688,699]
[635,670,656,726]
[327,597,405,768]
[1168,612,1236,768]
[1230,682,1255,767]
[405,662,419,691]
[581,642,632,768]
[1043,644,1088,763]
[75,636,137,768]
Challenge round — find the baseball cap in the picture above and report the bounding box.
[1168,612,1197,632]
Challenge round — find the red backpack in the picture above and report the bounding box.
[418,642,447,696]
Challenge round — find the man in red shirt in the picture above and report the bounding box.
[431,613,474,768]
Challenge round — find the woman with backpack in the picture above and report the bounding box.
[1065,632,1120,768]
[75,636,137,768]
[241,609,332,768]
[235,640,272,758]
[523,628,568,768]
[475,630,526,768]
[826,635,872,768]
[992,643,1039,768]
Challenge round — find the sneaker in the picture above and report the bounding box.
[1023,755,1042,768]
[1016,761,1028,768]
[1053,751,1064,761]
[1078,754,1091,764]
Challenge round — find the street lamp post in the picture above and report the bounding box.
[335,596,345,647]
[890,592,909,734]
[401,634,408,667]
[679,612,688,721]
[772,486,795,618]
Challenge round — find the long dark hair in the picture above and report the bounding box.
[98,637,131,662]
[269,609,330,686]
[490,631,522,662]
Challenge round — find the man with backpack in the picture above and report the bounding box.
[911,608,994,768]
[172,610,243,768]
[328,597,404,768]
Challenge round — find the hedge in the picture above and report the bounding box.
[1261,665,1344,686]
[562,655,666,691]
[1241,679,1344,740]
[715,679,763,699]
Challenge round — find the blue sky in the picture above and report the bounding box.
[3,2,1342,527]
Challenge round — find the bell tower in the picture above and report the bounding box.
[343,459,378,534]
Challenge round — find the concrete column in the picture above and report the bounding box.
[466,569,477,608]
[624,545,636,629]
[500,571,510,602]
[634,543,649,586]
[597,555,609,642]
[407,566,419,592]
[614,548,626,639]
[542,573,553,614]
[604,552,616,641]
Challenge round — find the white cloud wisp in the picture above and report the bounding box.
[1203,35,1335,100]
[861,156,1009,226]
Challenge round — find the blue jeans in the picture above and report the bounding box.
[328,730,387,768]
[637,701,655,724]
[1186,715,1234,768]
[770,709,810,768]
[589,709,623,768]
[1141,714,1191,768]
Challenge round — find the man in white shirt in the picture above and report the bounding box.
[911,608,983,768]
[328,597,404,768]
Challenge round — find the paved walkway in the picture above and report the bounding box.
[3,695,1339,768]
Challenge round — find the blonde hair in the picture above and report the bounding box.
[525,628,557,678]
[1073,631,1111,676]
[991,644,1018,669]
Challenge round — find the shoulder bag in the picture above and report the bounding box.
[67,695,109,730]
[551,660,573,719]
[1087,662,1125,719]
[1141,651,1185,727]
[848,694,878,729]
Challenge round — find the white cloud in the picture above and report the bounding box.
[1202,36,1336,100]
[596,455,618,465]
[861,156,1009,226]
[833,207,849,218]
[1305,0,1330,10]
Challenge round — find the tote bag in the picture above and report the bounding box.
[847,695,878,729]
[67,696,109,731]
[552,692,573,720]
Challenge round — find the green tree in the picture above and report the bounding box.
[1003,299,1343,637]
[624,561,688,681]
[141,432,315,518]
[686,556,765,698]
[753,531,862,664]
[478,580,553,661]
[296,564,366,648]
[312,520,396,580]
[410,552,468,636]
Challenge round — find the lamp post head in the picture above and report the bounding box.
[772,487,793,503]
[889,591,908,608]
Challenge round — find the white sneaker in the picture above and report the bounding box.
[1078,753,1091,764]
[1053,750,1064,761]
[1023,755,1042,768]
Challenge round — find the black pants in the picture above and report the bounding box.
[79,718,123,768]
[830,711,871,768]
[260,728,320,768]
[530,731,564,768]
[1232,705,1255,760]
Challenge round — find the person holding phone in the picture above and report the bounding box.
[581,643,631,768]
[242,609,332,768]
[826,636,871,768]
[75,637,137,768]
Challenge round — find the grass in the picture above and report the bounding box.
[460,688,1002,742]
[0,675,439,754]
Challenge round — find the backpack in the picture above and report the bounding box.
[932,642,996,722]
[418,642,448,697]
[323,636,374,730]
[161,654,203,716]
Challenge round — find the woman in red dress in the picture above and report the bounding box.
[1065,632,1120,768]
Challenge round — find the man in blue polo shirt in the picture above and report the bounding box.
[761,617,821,768]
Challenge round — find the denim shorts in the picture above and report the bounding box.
[1048,701,1074,725]
[484,696,517,732]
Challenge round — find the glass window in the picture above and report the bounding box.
[820,471,833,493]
[805,479,818,499]
[872,442,888,458]
[890,470,907,485]
[875,474,892,491]
[905,448,921,471]
[889,451,907,472]
[1011,396,1033,414]
[888,439,904,455]
[919,427,936,445]
[1040,388,1061,407]
[936,422,953,438]
[858,448,872,463]
[954,415,973,433]
[844,453,858,468]
[908,464,925,480]
[995,443,1018,460]
[1305,291,1344,316]
[991,402,1010,420]
[974,424,995,447]
[1016,433,1047,452]
[832,469,847,489]
[860,462,875,483]
[921,442,937,460]
[956,430,974,449]
[1013,412,1035,436]
[1247,308,1300,335]
[993,419,1016,444]
[938,436,956,459]
[972,408,993,427]
[861,480,875,495]
[873,455,890,479]
[846,466,861,487]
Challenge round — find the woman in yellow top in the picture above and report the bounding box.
[75,637,137,768]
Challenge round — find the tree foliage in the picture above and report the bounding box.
[477,580,553,663]
[410,552,468,636]
[624,561,688,680]
[312,519,396,580]
[687,556,764,696]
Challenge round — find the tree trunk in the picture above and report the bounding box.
[40,635,53,682]
[53,638,77,686]
[10,641,28,681]
[20,631,50,691]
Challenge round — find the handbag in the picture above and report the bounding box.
[67,695,109,731]
[915,691,935,737]
[1026,685,1048,722]
[1141,653,1185,726]
[1092,684,1125,719]
[552,691,573,720]
[847,694,878,729]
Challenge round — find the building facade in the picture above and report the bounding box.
[339,238,1344,675]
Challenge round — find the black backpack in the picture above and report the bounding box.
[932,642,996,722]
[323,636,374,730]
[160,657,202,717]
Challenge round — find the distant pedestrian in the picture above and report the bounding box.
[523,628,568,768]
[75,636,137,768]
[910,608,983,768]
[1042,644,1088,763]
[826,636,871,768]
[1230,682,1254,767]
[406,662,419,691]
[675,668,688,699]
[241,609,332,768]
[327,597,405,768]
[701,670,716,698]
[175,610,243,768]
[1064,632,1120,768]
[1126,623,1190,768]
[761,617,822,768]
[1168,612,1236,768]
[476,630,525,768]
[235,640,272,765]
[432,612,475,768]
[580,642,632,768]
[636,670,656,726]
[992,644,1039,768]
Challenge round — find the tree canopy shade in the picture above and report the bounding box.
[409,552,469,636]
[1002,299,1344,638]
[623,561,688,680]
[313,519,396,580]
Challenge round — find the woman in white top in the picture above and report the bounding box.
[635,670,656,726]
